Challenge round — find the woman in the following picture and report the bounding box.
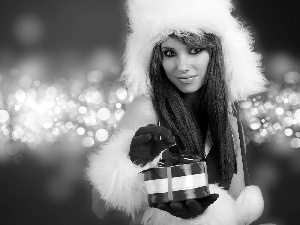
[87,0,268,224]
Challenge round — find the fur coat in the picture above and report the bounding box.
[86,95,264,225]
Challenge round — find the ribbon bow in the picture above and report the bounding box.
[157,147,202,167]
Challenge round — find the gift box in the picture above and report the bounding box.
[144,160,210,204]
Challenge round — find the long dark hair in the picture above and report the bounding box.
[149,32,236,189]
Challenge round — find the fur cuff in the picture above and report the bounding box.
[142,185,264,225]
[142,184,237,225]
[235,185,264,225]
[86,128,264,224]
[86,129,148,218]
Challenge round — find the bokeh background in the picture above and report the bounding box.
[0,0,299,224]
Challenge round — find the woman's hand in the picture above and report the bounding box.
[149,194,219,219]
[129,124,175,166]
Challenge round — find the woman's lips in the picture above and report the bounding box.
[177,75,198,84]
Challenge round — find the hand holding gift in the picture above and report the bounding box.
[150,193,219,219]
[141,134,219,220]
[129,124,176,166]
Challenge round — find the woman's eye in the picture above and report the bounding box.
[163,50,175,57]
[189,48,202,54]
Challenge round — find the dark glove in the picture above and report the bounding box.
[129,124,175,166]
[149,194,219,219]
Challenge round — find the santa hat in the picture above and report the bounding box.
[122,0,268,102]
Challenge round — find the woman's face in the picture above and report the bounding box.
[161,37,210,93]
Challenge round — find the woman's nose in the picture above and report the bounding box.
[177,54,190,72]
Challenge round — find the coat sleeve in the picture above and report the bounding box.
[228,114,246,199]
[86,95,157,218]
[228,114,264,225]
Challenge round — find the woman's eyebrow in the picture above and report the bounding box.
[161,46,174,50]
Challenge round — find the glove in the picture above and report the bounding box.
[149,194,219,219]
[129,124,175,166]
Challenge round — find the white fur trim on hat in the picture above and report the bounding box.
[122,0,268,102]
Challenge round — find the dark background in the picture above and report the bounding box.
[0,0,299,55]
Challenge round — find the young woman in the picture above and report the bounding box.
[87,0,268,224]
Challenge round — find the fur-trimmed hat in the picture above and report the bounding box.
[122,0,268,102]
